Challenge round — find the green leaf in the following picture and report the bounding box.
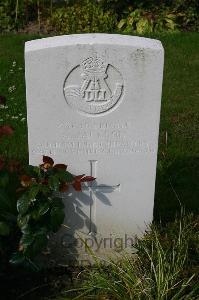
[33,166,40,175]
[40,184,50,194]
[136,18,152,34]
[48,175,60,191]
[17,214,30,229]
[17,194,31,215]
[20,233,34,250]
[9,252,25,265]
[58,170,72,182]
[61,170,74,182]
[165,18,176,30]
[24,165,37,176]
[118,19,126,29]
[52,197,65,209]
[166,13,176,20]
[26,231,48,258]
[50,207,65,232]
[0,221,10,236]
[38,202,50,216]
[29,184,40,199]
[17,215,32,234]
[0,170,9,188]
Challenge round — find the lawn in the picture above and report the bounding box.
[0,32,198,223]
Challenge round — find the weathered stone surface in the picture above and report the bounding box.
[25,34,164,264]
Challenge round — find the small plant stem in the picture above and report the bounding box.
[25,0,29,23]
[15,0,19,24]
[50,0,53,16]
[37,0,41,32]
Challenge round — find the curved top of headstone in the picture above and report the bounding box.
[25,33,163,52]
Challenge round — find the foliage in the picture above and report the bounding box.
[0,0,53,32]
[0,0,198,33]
[100,0,199,32]
[15,155,95,266]
[48,0,116,34]
[0,100,95,269]
[99,0,132,15]
[73,213,199,299]
[117,8,182,34]
[0,120,21,270]
[0,1,16,32]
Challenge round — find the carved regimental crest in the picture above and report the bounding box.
[63,56,124,115]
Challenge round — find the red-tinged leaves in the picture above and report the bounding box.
[74,174,85,181]
[20,175,33,187]
[40,156,54,171]
[53,164,67,171]
[0,95,6,105]
[43,156,54,166]
[73,180,82,192]
[40,164,46,171]
[0,125,14,137]
[40,163,52,171]
[59,182,69,192]
[72,175,95,191]
[80,176,96,182]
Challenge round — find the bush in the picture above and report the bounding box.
[0,1,16,32]
[0,0,198,33]
[0,106,95,269]
[48,0,117,34]
[99,0,132,15]
[117,8,181,34]
[14,156,94,267]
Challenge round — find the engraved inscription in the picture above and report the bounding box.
[63,55,124,115]
[32,141,156,156]
[32,121,157,156]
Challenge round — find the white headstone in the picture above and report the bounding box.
[25,34,164,264]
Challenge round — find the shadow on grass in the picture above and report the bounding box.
[154,156,199,223]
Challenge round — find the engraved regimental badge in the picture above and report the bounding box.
[63,56,124,115]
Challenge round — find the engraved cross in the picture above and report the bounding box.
[84,160,121,235]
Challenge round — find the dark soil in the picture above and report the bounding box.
[0,265,80,300]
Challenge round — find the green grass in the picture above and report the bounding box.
[0,34,39,164]
[60,213,199,300]
[153,33,199,222]
[0,32,198,222]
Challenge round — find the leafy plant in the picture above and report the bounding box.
[0,117,21,270]
[117,8,179,34]
[47,0,117,34]
[0,1,15,32]
[14,155,95,266]
[0,95,95,268]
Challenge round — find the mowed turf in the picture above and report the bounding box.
[0,32,198,222]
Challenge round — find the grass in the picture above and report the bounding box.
[0,34,38,164]
[60,212,199,300]
[0,32,198,224]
